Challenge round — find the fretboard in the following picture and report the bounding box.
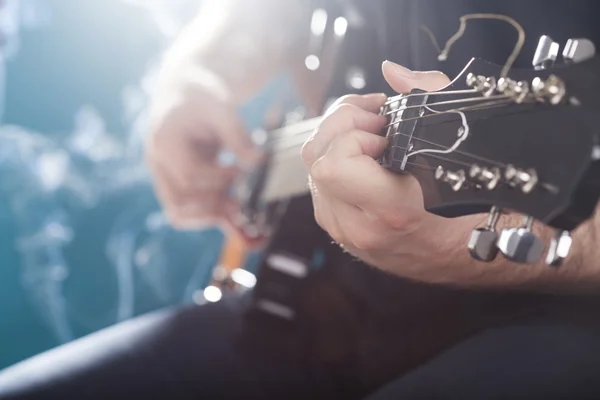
[259,117,322,204]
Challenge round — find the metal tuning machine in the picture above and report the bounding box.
[545,230,572,267]
[532,35,559,70]
[468,206,502,262]
[435,166,466,191]
[497,216,545,264]
[563,38,596,64]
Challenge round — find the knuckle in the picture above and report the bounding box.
[310,156,337,182]
[334,103,358,118]
[383,211,414,231]
[334,94,361,107]
[301,137,317,165]
[324,103,357,122]
[349,229,380,251]
[327,226,345,245]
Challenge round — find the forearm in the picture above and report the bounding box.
[158,0,309,105]
[415,210,600,293]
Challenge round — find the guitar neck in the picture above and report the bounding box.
[259,117,322,204]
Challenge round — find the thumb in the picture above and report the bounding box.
[382,60,450,94]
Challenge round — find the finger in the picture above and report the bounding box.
[209,105,264,166]
[310,130,424,216]
[325,93,388,116]
[150,137,240,191]
[301,104,386,167]
[382,60,450,94]
[309,177,346,244]
[151,163,228,220]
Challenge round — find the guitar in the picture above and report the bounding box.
[204,31,600,321]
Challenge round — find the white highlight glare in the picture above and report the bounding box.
[305,55,320,71]
[347,68,366,90]
[267,254,308,278]
[334,17,348,36]
[231,268,257,289]
[310,9,327,36]
[203,286,222,303]
[557,235,573,257]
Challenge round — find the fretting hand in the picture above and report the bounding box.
[301,61,459,275]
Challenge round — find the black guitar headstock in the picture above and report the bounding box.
[381,36,600,266]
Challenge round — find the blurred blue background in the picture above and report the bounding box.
[0,0,275,369]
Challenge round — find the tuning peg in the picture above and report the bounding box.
[533,35,559,70]
[497,216,545,263]
[435,166,466,191]
[545,230,572,267]
[468,206,501,261]
[563,38,596,63]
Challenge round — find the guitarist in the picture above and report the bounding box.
[2,0,600,398]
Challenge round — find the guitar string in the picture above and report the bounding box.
[267,89,490,145]
[269,98,515,169]
[434,13,525,78]
[266,94,512,152]
[384,88,479,106]
[267,94,512,148]
[383,98,514,130]
[381,94,511,118]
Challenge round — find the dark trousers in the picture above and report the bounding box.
[1,294,600,399]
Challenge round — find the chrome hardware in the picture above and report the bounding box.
[505,165,538,194]
[545,230,572,267]
[466,73,497,96]
[435,166,466,191]
[498,216,545,263]
[563,38,596,63]
[482,77,497,96]
[532,35,559,70]
[496,78,531,103]
[531,75,566,105]
[469,164,501,190]
[468,206,502,262]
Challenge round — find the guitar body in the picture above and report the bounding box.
[231,0,600,386]
[237,4,540,382]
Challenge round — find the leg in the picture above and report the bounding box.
[366,322,600,399]
[0,295,340,399]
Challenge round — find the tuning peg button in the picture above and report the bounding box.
[468,206,501,262]
[468,229,499,261]
[497,216,545,263]
[563,38,596,63]
[533,35,559,70]
[545,230,572,267]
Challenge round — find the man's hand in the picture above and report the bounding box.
[145,69,262,229]
[301,60,453,274]
[303,60,600,293]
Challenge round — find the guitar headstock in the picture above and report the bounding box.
[382,36,600,266]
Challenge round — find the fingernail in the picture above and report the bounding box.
[383,60,416,79]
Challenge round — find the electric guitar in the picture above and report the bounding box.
[201,16,600,329]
